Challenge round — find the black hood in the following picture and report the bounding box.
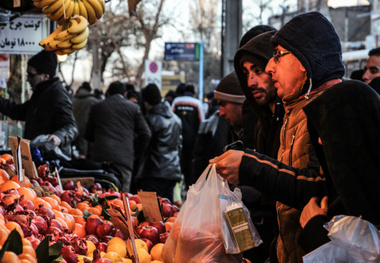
[271,12,345,93]
[149,101,173,118]
[234,31,277,115]
[303,80,380,225]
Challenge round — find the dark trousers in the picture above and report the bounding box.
[181,140,195,188]
[140,178,176,202]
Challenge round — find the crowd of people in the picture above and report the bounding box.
[1,10,380,263]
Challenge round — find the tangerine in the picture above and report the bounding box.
[1,251,20,263]
[74,223,86,238]
[107,237,127,248]
[150,243,164,261]
[17,187,37,201]
[85,240,96,256]
[0,180,20,192]
[33,198,52,209]
[10,175,31,188]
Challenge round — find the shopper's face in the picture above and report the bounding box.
[266,45,307,101]
[218,100,243,129]
[242,61,277,106]
[27,65,47,91]
[362,55,380,84]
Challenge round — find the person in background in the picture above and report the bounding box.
[362,47,380,84]
[211,12,345,263]
[137,84,182,202]
[0,49,78,157]
[172,83,204,188]
[349,68,364,81]
[85,81,151,192]
[205,90,218,119]
[72,81,99,159]
[127,90,140,105]
[164,90,176,106]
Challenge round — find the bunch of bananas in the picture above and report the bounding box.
[39,15,89,55]
[33,0,105,25]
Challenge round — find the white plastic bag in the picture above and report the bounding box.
[303,215,380,263]
[162,164,245,263]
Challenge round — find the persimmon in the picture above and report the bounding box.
[18,253,37,263]
[74,223,86,238]
[63,213,75,231]
[72,215,86,227]
[41,197,59,210]
[50,194,61,205]
[10,175,30,188]
[2,251,20,263]
[76,202,90,212]
[0,180,20,192]
[60,201,72,210]
[5,221,24,238]
[88,207,101,216]
[68,208,83,216]
[33,197,52,209]
[17,187,37,201]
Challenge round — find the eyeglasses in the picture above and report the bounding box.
[273,50,291,63]
[27,72,37,79]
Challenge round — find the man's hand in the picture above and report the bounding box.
[209,150,244,185]
[47,134,61,146]
[300,196,328,228]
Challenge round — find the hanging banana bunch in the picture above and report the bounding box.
[33,0,105,25]
[39,15,89,55]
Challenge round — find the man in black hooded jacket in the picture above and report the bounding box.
[211,12,346,263]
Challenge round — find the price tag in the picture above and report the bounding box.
[138,191,163,223]
[9,136,38,179]
[13,0,21,8]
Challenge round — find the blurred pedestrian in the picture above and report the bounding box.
[362,47,380,84]
[137,84,182,202]
[72,81,99,159]
[85,81,151,192]
[0,49,78,157]
[172,83,204,188]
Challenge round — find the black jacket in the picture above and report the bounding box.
[299,81,380,253]
[137,101,182,181]
[85,94,151,170]
[0,77,78,157]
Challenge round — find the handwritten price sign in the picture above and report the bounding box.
[0,14,49,54]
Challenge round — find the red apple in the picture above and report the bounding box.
[96,242,107,252]
[134,225,159,244]
[96,222,113,238]
[160,232,170,243]
[149,221,166,234]
[161,202,174,218]
[141,238,154,252]
[63,180,76,190]
[129,194,141,204]
[85,217,103,235]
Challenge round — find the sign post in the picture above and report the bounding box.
[144,59,162,89]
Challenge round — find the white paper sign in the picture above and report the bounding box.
[0,14,50,54]
[144,59,162,90]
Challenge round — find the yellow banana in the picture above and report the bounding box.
[57,39,73,49]
[67,15,88,34]
[55,48,76,55]
[54,29,74,41]
[73,0,80,16]
[39,25,64,47]
[85,0,103,19]
[46,39,62,50]
[42,0,65,15]
[78,0,88,20]
[64,0,75,18]
[36,0,56,8]
[71,27,89,44]
[49,0,70,21]
[81,0,96,24]
[72,38,88,50]
[97,0,105,13]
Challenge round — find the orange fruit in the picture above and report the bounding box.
[5,221,24,238]
[21,245,36,258]
[10,175,31,188]
[41,197,59,210]
[0,169,10,181]
[1,251,20,263]
[68,208,83,216]
[107,237,127,248]
[107,243,127,258]
[63,213,75,231]
[88,207,101,216]
[150,243,164,261]
[60,201,73,210]
[129,200,137,211]
[166,217,176,223]
[165,221,173,232]
[33,198,52,209]
[50,194,61,205]
[86,240,96,256]
[1,154,13,163]
[76,202,90,212]
[60,206,69,213]
[74,223,86,238]
[72,215,86,227]
[128,239,148,252]
[0,225,10,246]
[18,253,37,263]
[17,187,37,201]
[0,180,20,192]
[136,203,143,211]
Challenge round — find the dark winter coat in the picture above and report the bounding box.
[137,101,182,181]
[72,88,99,156]
[298,81,380,253]
[0,77,78,157]
[85,94,151,170]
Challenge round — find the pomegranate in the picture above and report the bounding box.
[84,234,99,246]
[92,249,112,263]
[63,180,76,190]
[36,206,55,220]
[32,215,48,234]
[26,236,40,249]
[60,245,79,263]
[96,242,107,252]
[19,199,35,211]
[50,219,65,231]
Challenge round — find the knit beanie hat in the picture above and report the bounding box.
[28,50,57,77]
[142,83,162,105]
[214,71,245,104]
[239,25,276,48]
[107,81,126,96]
[271,12,344,90]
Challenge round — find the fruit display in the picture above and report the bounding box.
[39,15,89,55]
[32,0,105,25]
